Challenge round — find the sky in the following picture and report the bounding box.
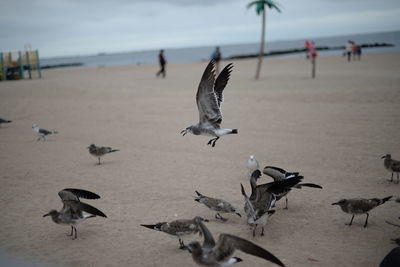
[1,0,399,58]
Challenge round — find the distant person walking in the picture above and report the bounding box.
[211,46,222,74]
[345,40,353,62]
[156,49,166,78]
[353,43,362,61]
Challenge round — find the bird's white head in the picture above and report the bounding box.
[32,124,38,129]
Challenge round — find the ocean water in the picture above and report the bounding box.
[41,31,400,68]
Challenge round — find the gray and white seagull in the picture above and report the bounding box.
[32,124,58,141]
[186,217,285,266]
[181,60,237,147]
[43,188,107,239]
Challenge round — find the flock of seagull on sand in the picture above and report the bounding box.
[1,59,400,266]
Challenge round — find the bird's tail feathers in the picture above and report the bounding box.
[194,190,203,202]
[52,130,58,134]
[109,149,119,153]
[230,129,238,134]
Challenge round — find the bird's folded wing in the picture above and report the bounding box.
[218,234,285,267]
[39,128,51,135]
[196,60,221,125]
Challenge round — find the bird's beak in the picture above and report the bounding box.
[43,213,50,217]
[381,155,386,159]
[236,212,242,217]
[331,202,339,205]
[203,219,209,222]
[140,224,157,230]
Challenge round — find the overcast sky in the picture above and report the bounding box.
[1,0,399,57]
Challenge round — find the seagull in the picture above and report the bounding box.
[0,118,12,127]
[194,190,241,222]
[186,217,285,266]
[382,154,400,184]
[379,238,400,267]
[262,167,323,209]
[241,183,275,237]
[88,144,119,165]
[332,196,392,227]
[180,60,237,147]
[32,124,58,141]
[43,188,107,239]
[141,217,209,249]
[246,155,260,179]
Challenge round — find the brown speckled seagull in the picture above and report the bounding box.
[88,144,119,165]
[141,217,208,249]
[43,188,107,239]
[186,217,285,266]
[332,196,392,227]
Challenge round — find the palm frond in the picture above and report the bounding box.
[247,0,282,14]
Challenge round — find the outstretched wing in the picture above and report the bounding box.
[79,202,107,217]
[196,218,216,249]
[196,60,221,126]
[214,63,233,108]
[62,188,101,199]
[294,183,322,189]
[217,234,285,267]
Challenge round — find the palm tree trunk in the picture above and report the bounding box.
[255,8,266,80]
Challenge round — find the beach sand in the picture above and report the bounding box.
[0,53,399,267]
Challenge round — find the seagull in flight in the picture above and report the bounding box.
[43,188,107,239]
[186,217,285,266]
[181,60,237,147]
[32,124,58,141]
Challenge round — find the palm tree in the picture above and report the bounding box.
[247,0,281,80]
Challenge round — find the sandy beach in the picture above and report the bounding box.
[0,53,399,267]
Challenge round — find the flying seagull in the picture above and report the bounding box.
[0,118,12,127]
[141,217,208,249]
[32,124,58,141]
[180,60,237,147]
[185,217,285,266]
[332,196,392,227]
[382,154,400,184]
[43,188,107,239]
[194,190,241,222]
[246,155,260,179]
[88,144,119,165]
